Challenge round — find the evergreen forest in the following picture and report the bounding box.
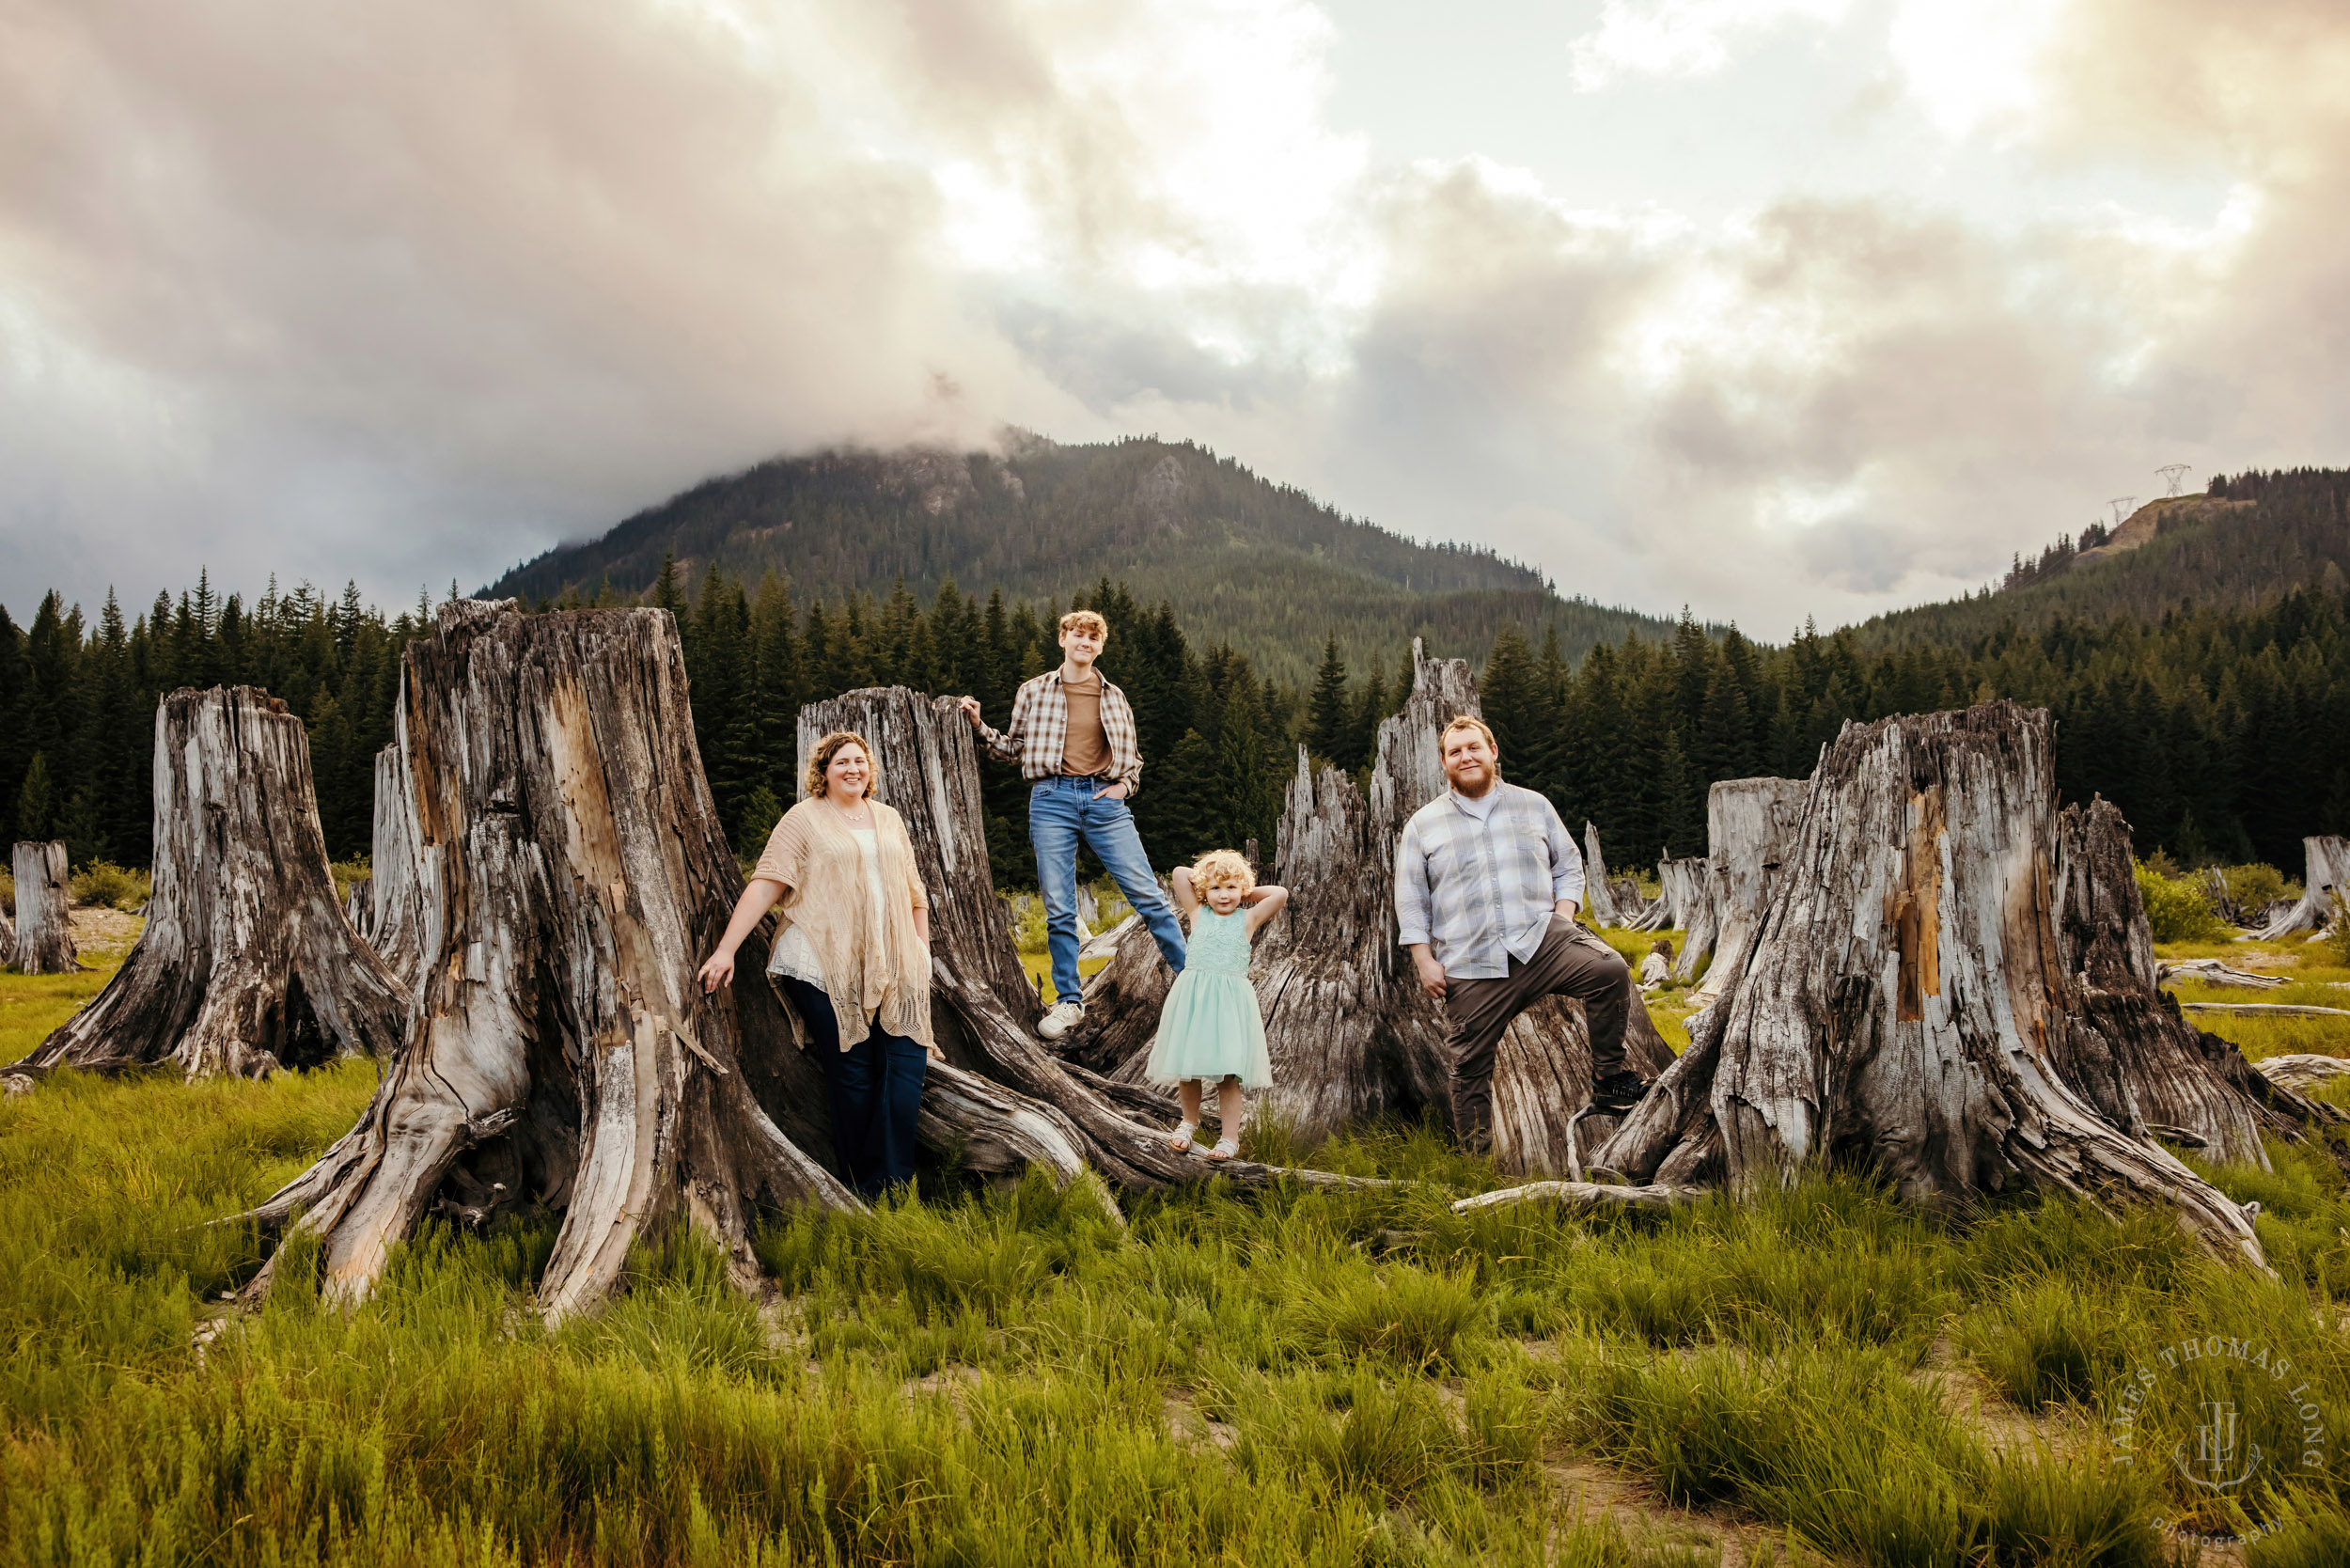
[3,470,2345,887]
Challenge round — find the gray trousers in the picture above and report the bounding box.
[1442,916,1630,1152]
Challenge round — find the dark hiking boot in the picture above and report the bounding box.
[1587,1070,1653,1116]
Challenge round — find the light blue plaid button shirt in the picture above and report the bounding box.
[1394,783,1586,980]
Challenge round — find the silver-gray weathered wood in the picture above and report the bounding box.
[244,604,854,1316]
[2249,836,2350,941]
[8,841,79,975]
[1686,776,1808,1007]
[14,692,400,1076]
[1592,702,2271,1267]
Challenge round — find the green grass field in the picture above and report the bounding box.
[5,925,2350,1565]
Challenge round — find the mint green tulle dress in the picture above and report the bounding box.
[1144,906,1274,1089]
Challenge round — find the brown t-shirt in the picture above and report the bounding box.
[1059,671,1113,776]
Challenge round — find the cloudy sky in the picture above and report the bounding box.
[4,0,2345,634]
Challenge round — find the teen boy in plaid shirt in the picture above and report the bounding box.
[958,610,1187,1040]
[1395,714,1645,1153]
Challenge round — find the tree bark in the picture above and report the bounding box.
[14,693,403,1076]
[243,604,854,1315]
[342,878,373,941]
[2249,837,2350,941]
[368,738,429,997]
[798,685,1318,1194]
[1581,823,1620,925]
[1489,976,1678,1179]
[8,842,79,975]
[2046,797,2336,1166]
[1661,856,1716,980]
[1591,703,2270,1266]
[1238,640,1475,1141]
[1686,778,1808,1006]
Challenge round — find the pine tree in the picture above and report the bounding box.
[16,751,55,839]
[1304,636,1351,767]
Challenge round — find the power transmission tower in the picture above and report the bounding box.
[2108,496,2137,526]
[2155,463,2191,496]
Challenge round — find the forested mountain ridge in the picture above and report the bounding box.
[1858,468,2350,652]
[483,433,1678,685]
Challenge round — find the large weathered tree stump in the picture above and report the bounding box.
[1659,855,1716,980]
[2048,798,2337,1166]
[244,604,854,1314]
[1237,643,1471,1140]
[1581,823,1620,926]
[0,896,13,968]
[8,841,79,975]
[13,693,402,1077]
[1592,703,2269,1265]
[2249,837,2350,941]
[367,739,429,996]
[1686,777,1808,1007]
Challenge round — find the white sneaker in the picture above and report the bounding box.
[1037,1001,1086,1041]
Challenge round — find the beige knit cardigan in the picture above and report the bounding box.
[750,798,934,1052]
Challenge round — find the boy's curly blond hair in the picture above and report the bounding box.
[1189,848,1255,892]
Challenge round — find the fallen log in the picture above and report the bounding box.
[8,841,79,975]
[1686,777,1807,1007]
[1581,823,1620,925]
[1592,703,2270,1266]
[2249,837,2350,941]
[2256,1055,2350,1092]
[13,692,403,1077]
[2181,1003,2350,1019]
[1451,1179,1705,1215]
[2157,958,2287,989]
[243,604,854,1314]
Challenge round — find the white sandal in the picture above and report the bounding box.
[1207,1136,1239,1162]
[1169,1121,1198,1152]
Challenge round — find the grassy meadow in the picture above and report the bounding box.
[4,920,2350,1565]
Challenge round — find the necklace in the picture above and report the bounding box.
[826,794,871,827]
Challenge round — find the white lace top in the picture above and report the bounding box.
[768,826,886,989]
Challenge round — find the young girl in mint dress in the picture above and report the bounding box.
[1147,849,1288,1160]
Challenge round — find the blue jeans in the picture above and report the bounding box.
[1028,776,1186,1001]
[775,974,929,1200]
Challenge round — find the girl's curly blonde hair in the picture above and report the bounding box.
[1190,848,1255,892]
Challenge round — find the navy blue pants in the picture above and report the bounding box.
[776,974,929,1200]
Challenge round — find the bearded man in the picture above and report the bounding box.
[1393,714,1645,1153]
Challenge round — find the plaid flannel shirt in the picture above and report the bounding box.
[973,668,1146,798]
[1393,783,1585,980]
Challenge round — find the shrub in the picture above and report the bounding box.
[2218,861,2290,917]
[326,855,371,904]
[2135,860,2228,942]
[69,861,149,911]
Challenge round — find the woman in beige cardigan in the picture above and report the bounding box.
[697,729,935,1199]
